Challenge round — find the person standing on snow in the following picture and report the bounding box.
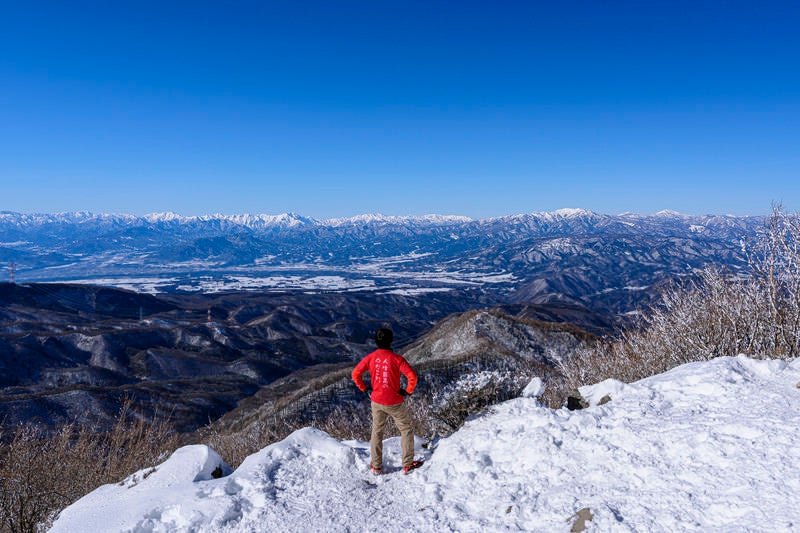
[352,327,423,475]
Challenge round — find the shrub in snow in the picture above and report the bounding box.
[425,370,529,435]
[0,399,178,533]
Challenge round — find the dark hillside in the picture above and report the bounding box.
[1,283,517,432]
[0,282,613,433]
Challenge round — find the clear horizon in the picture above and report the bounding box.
[1,2,798,219]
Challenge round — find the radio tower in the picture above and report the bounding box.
[207,305,212,325]
[8,262,15,284]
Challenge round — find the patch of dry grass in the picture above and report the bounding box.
[0,399,179,533]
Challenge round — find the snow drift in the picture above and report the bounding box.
[51,355,800,532]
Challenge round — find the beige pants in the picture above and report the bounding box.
[370,400,415,469]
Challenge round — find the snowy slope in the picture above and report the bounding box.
[51,355,800,532]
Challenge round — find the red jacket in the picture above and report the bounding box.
[352,349,418,406]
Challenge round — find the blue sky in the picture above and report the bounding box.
[1,1,798,219]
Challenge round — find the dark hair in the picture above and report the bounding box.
[375,327,393,349]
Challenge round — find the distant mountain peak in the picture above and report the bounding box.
[653,209,687,217]
[550,208,597,218]
[144,212,185,222]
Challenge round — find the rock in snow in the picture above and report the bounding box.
[51,355,800,532]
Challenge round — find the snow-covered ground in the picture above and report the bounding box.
[51,355,800,532]
[48,265,515,294]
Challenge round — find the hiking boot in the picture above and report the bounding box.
[370,464,382,475]
[402,460,424,475]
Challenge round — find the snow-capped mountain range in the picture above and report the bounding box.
[0,207,753,231]
[0,210,472,228]
[0,209,764,315]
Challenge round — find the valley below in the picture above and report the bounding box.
[0,209,765,436]
[0,282,609,434]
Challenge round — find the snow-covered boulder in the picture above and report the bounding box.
[52,445,232,532]
[578,377,631,406]
[521,376,544,398]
